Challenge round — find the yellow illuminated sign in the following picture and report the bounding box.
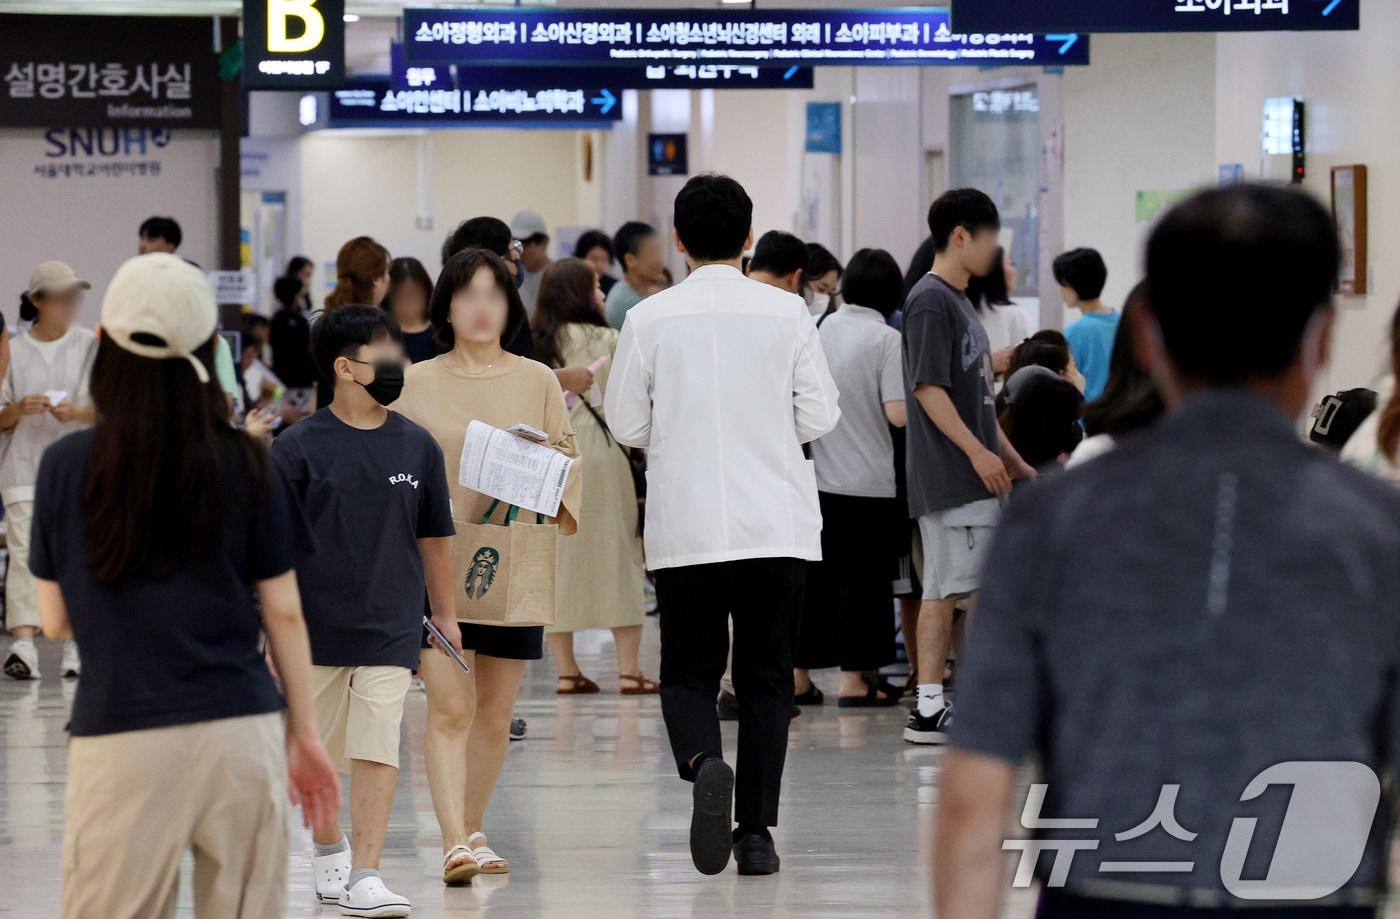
[267,0,325,54]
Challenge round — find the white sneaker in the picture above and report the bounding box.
[313,843,352,904]
[338,875,411,918]
[61,641,80,678]
[4,638,39,680]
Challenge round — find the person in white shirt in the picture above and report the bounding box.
[0,261,97,681]
[605,173,840,879]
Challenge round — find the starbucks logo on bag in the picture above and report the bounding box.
[465,546,500,599]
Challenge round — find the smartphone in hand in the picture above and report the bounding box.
[506,423,548,443]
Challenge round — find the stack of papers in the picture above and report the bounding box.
[458,419,575,518]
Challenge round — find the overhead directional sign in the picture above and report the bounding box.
[455,64,815,91]
[951,0,1358,33]
[243,0,346,89]
[404,8,1089,67]
[328,77,625,128]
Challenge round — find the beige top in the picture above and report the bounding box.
[393,352,581,535]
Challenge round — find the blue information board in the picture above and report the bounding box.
[805,102,842,154]
[454,64,814,91]
[952,0,1357,33]
[328,77,624,128]
[404,8,1089,67]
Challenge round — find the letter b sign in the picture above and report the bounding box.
[243,0,344,88]
[268,0,325,54]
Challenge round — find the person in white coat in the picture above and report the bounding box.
[605,173,840,879]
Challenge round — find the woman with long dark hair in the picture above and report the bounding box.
[383,256,440,364]
[965,247,1032,378]
[1,261,96,682]
[30,253,338,917]
[393,248,581,884]
[1342,301,1400,483]
[1067,281,1165,468]
[532,258,652,696]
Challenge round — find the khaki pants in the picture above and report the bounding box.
[62,712,288,919]
[4,500,38,632]
[313,664,411,774]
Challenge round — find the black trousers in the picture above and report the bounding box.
[795,492,900,672]
[655,557,805,828]
[1037,891,1374,919]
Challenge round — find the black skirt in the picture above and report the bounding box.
[794,492,901,672]
[421,622,544,661]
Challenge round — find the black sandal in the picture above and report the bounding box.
[838,673,901,708]
[793,684,825,705]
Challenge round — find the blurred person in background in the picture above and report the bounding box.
[1342,300,1400,484]
[531,258,653,696]
[573,229,617,298]
[745,231,807,294]
[1056,247,1118,401]
[965,247,1033,379]
[1067,281,1164,469]
[320,237,391,408]
[1,261,96,681]
[997,366,1084,479]
[937,183,1400,919]
[795,248,906,708]
[606,221,666,330]
[31,253,338,917]
[285,255,315,311]
[511,211,552,316]
[383,257,441,365]
[137,215,181,255]
[804,243,843,319]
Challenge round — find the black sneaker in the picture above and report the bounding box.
[509,717,527,741]
[690,758,735,875]
[733,832,780,876]
[903,704,952,745]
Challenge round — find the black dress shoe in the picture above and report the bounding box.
[690,758,735,875]
[733,832,781,876]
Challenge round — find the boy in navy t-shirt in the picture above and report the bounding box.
[272,306,458,917]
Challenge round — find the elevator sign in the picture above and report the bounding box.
[951,0,1358,33]
[403,8,1090,67]
[243,0,346,89]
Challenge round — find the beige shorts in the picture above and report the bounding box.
[313,665,411,774]
[918,498,1002,600]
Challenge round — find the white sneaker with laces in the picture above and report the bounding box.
[313,844,352,904]
[4,638,39,680]
[338,875,411,918]
[61,641,80,678]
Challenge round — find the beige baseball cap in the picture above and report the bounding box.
[100,253,217,384]
[27,261,90,300]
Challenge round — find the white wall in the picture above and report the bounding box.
[1215,17,1400,391]
[0,127,217,327]
[1063,34,1217,310]
[298,128,591,281]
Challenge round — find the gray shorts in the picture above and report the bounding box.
[917,498,1002,600]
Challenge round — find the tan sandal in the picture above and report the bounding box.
[556,673,600,695]
[619,673,660,695]
[443,844,480,886]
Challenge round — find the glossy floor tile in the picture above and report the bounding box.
[0,630,1041,917]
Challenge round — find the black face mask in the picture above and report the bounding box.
[359,359,405,406]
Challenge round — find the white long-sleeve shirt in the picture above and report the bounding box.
[604,263,841,570]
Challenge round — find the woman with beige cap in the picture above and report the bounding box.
[29,252,340,918]
[0,260,95,681]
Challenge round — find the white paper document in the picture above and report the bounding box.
[459,419,575,518]
[44,390,68,406]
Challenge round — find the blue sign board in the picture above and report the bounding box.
[328,77,624,128]
[1218,163,1245,186]
[952,0,1357,33]
[805,102,842,154]
[455,64,814,91]
[648,133,688,176]
[404,8,1090,67]
[390,42,454,92]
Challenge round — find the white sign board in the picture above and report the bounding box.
[208,269,254,305]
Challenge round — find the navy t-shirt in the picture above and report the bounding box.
[29,429,313,737]
[271,408,455,669]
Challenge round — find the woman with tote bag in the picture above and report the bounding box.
[393,248,581,886]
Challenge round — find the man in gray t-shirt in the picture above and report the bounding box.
[901,189,1035,746]
[936,185,1399,919]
